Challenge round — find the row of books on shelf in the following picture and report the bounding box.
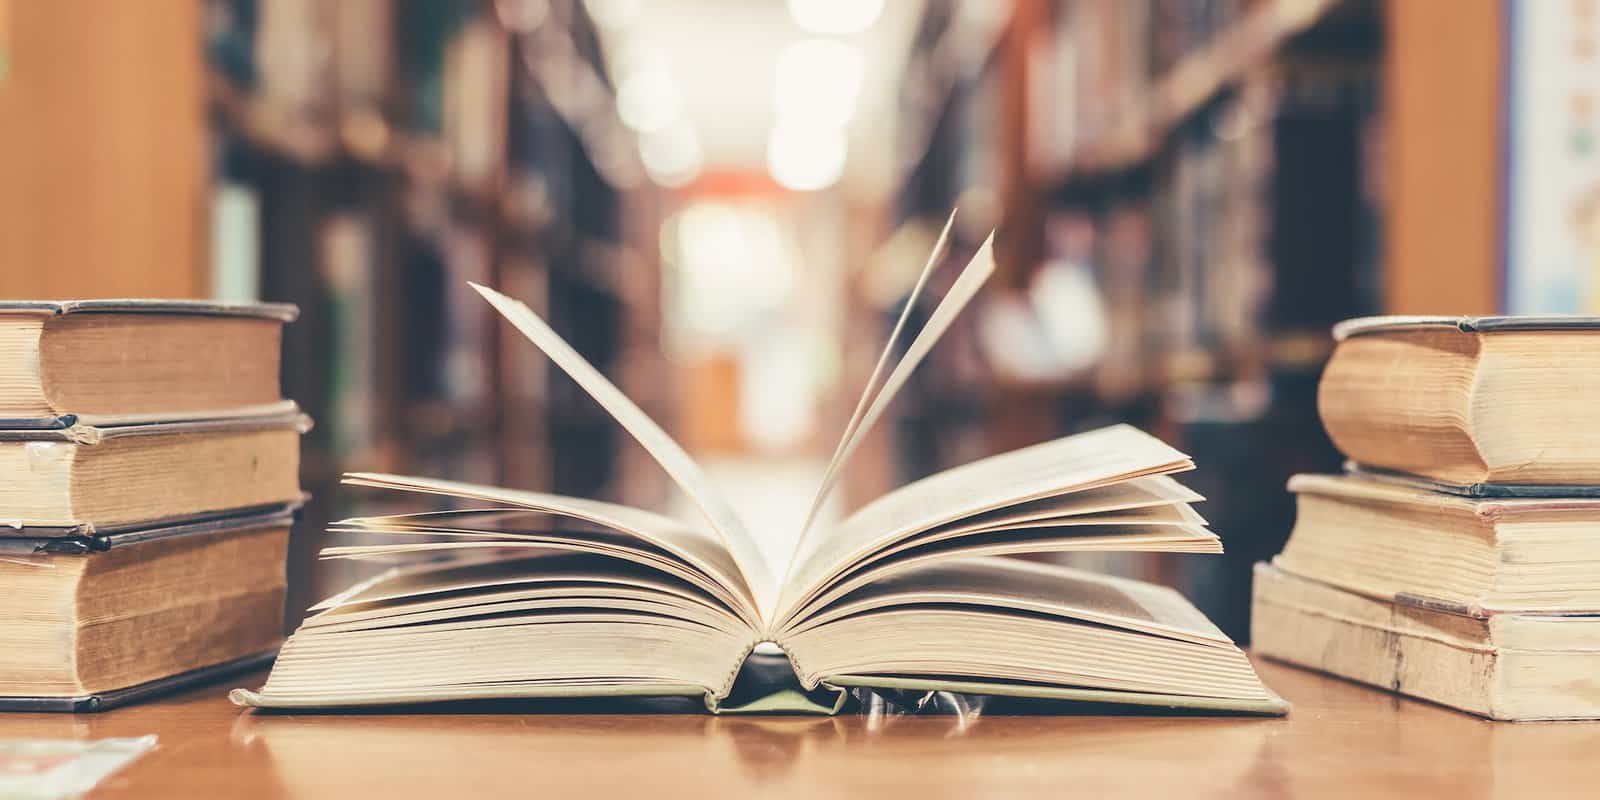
[210,0,637,196]
[1031,0,1347,174]
[985,51,1381,397]
[882,2,1385,644]
[209,0,511,183]
[0,302,305,711]
[208,0,652,512]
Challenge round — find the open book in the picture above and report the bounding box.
[232,220,1282,715]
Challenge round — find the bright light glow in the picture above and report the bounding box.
[773,38,864,128]
[608,39,666,76]
[616,68,682,133]
[787,0,883,34]
[638,121,703,188]
[584,0,640,29]
[740,332,819,452]
[767,122,847,191]
[666,204,798,342]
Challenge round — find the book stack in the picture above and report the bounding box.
[1253,315,1600,720]
[0,300,307,711]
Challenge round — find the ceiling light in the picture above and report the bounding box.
[767,122,847,192]
[639,121,703,188]
[584,0,641,29]
[615,68,682,133]
[787,0,884,35]
[773,38,863,128]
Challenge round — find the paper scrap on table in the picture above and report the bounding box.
[0,736,156,799]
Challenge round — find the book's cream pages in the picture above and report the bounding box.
[1276,473,1600,614]
[0,410,308,533]
[1253,563,1600,721]
[1319,315,1600,486]
[234,225,1282,715]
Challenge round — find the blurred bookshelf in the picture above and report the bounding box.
[878,0,1395,641]
[203,0,668,622]
[3,0,1518,642]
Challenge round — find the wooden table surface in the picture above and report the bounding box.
[3,659,1599,799]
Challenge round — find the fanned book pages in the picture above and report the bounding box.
[233,223,1283,715]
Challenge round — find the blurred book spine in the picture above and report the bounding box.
[318,212,381,465]
[205,0,662,616]
[887,0,1378,637]
[210,182,262,303]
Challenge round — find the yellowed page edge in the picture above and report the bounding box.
[470,283,778,622]
[779,232,997,599]
[796,210,956,536]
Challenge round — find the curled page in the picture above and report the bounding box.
[333,472,762,627]
[781,231,998,590]
[796,211,956,537]
[470,283,778,622]
[777,424,1193,625]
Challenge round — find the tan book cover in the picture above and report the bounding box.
[0,299,297,428]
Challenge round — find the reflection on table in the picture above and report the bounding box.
[1,661,1598,798]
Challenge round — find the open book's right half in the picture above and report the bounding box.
[233,221,1284,715]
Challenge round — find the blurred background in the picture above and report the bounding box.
[0,0,1588,642]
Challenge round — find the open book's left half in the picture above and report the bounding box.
[233,231,1283,715]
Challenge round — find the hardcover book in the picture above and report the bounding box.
[0,299,298,428]
[1275,473,1600,614]
[234,224,1282,714]
[1253,563,1600,721]
[1319,315,1600,485]
[0,506,295,711]
[0,409,308,533]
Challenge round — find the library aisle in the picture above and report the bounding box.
[5,2,1600,794]
[0,0,1551,647]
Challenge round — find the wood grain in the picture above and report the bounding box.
[1383,0,1503,315]
[1,659,1596,798]
[0,0,205,299]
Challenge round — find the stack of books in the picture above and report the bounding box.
[1253,315,1600,720]
[0,300,307,711]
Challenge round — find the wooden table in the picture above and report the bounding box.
[3,659,1598,798]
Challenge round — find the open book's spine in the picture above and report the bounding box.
[703,641,848,715]
[713,640,760,700]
